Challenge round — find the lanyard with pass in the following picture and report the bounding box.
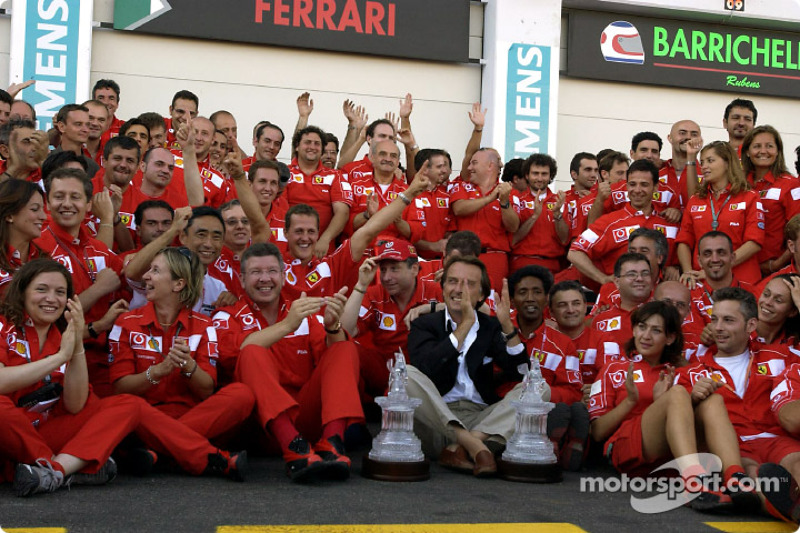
[708,193,732,231]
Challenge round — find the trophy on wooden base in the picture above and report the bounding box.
[362,350,429,482]
[497,358,562,483]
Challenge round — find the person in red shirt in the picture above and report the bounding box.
[569,160,679,288]
[563,152,599,242]
[285,126,351,256]
[591,253,654,346]
[218,200,250,278]
[0,180,47,292]
[35,169,129,397]
[346,140,411,241]
[93,79,124,137]
[678,288,800,520]
[403,150,454,260]
[242,121,291,187]
[549,280,621,388]
[0,118,48,183]
[504,266,587,471]
[213,242,362,481]
[82,100,109,169]
[511,153,568,275]
[119,118,150,165]
[164,90,199,150]
[677,141,765,286]
[53,104,100,178]
[741,125,800,277]
[451,148,520,292]
[659,119,703,206]
[1,259,246,496]
[230,158,289,256]
[137,112,167,150]
[757,215,800,296]
[590,300,758,511]
[341,239,443,399]
[723,98,757,154]
[109,247,255,441]
[338,118,396,175]
[281,169,430,301]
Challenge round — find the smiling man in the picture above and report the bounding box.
[569,159,678,288]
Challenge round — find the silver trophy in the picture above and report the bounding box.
[362,349,429,481]
[498,357,562,483]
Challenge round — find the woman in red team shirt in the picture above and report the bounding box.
[0,259,245,497]
[677,141,764,285]
[741,125,799,277]
[589,301,757,511]
[0,180,47,292]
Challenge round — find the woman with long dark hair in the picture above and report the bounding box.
[0,179,47,290]
[589,301,757,511]
[0,258,246,497]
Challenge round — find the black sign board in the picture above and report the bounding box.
[114,0,471,63]
[566,10,800,98]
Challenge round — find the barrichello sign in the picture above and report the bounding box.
[114,0,470,63]
[566,10,800,98]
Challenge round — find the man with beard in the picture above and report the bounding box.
[563,152,599,242]
[723,98,757,154]
[511,153,568,274]
[659,119,703,205]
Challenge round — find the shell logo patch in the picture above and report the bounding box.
[286,270,297,285]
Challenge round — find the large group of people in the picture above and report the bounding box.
[3,82,800,523]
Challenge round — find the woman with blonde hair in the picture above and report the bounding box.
[110,247,255,441]
[676,141,764,285]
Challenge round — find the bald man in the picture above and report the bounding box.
[660,119,703,206]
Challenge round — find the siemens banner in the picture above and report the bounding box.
[9,0,94,131]
[114,0,470,63]
[566,10,800,98]
[505,44,551,159]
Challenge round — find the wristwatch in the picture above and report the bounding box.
[501,327,519,343]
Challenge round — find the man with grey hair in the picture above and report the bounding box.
[451,147,520,291]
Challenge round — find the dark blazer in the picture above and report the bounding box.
[408,310,528,405]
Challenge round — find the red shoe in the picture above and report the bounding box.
[284,436,326,482]
[314,435,351,480]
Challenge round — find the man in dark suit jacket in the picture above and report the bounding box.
[407,256,531,477]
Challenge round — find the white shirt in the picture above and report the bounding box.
[714,349,751,399]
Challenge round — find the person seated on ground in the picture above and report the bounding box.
[0,180,47,292]
[35,168,129,397]
[109,247,255,442]
[0,259,245,497]
[678,287,800,521]
[590,300,761,513]
[549,280,621,391]
[503,265,588,471]
[406,256,528,477]
[213,242,363,482]
[591,252,654,346]
[341,238,442,401]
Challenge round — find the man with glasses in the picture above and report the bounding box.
[591,252,654,345]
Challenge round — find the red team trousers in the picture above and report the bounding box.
[155,383,255,441]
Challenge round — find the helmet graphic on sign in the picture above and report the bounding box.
[600,21,645,64]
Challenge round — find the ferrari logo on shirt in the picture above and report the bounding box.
[532,350,546,363]
[757,364,768,375]
[306,270,321,286]
[652,191,661,201]
[388,192,398,200]
[201,168,212,178]
[120,214,132,226]
[730,202,746,211]
[437,198,449,208]
[314,175,325,184]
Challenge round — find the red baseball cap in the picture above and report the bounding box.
[373,238,418,262]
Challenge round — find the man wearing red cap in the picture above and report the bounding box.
[341,238,442,398]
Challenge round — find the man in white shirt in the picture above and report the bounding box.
[406,257,535,477]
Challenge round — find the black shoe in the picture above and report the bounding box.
[68,458,118,486]
[726,472,762,514]
[13,460,65,497]
[759,463,800,523]
[691,488,735,514]
[315,435,351,480]
[284,436,326,482]
[343,423,373,452]
[205,450,247,482]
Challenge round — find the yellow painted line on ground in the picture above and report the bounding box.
[4,529,67,533]
[218,524,587,533]
[705,522,799,533]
